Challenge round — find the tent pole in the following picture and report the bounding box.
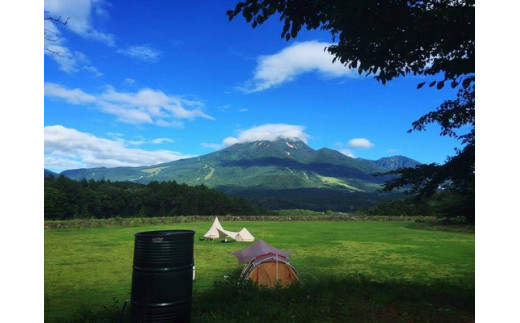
[276,255,279,283]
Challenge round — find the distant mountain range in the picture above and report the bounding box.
[47,139,421,211]
[44,169,59,177]
[360,155,422,171]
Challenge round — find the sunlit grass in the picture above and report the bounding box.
[44,220,474,322]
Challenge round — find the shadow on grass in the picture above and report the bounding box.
[66,298,126,323]
[405,220,475,234]
[67,271,474,323]
[192,270,474,323]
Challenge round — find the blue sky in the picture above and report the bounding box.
[43,0,468,173]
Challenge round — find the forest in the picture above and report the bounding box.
[44,175,265,220]
[45,174,473,222]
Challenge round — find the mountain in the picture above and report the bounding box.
[44,169,58,177]
[361,155,421,171]
[59,139,421,211]
[61,139,397,190]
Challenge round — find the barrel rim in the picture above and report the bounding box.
[130,297,192,308]
[134,230,195,237]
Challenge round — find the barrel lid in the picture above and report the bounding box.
[135,230,195,237]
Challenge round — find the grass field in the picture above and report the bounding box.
[44,219,475,322]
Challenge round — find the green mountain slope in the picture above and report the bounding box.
[61,139,406,191]
[360,155,421,171]
[58,139,423,211]
[44,169,58,177]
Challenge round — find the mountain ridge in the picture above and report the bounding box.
[49,139,421,211]
[56,139,420,192]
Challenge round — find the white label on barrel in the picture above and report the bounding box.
[152,237,164,243]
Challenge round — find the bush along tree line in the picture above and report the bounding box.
[227,0,475,224]
[44,175,265,220]
[357,190,473,221]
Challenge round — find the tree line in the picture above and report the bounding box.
[357,190,474,223]
[45,175,473,222]
[44,175,265,220]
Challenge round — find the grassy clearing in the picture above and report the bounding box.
[44,220,474,322]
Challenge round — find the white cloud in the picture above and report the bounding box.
[44,125,192,172]
[107,133,173,146]
[45,83,214,125]
[348,138,374,149]
[155,119,184,128]
[151,138,174,144]
[98,102,154,124]
[242,41,359,92]
[339,149,356,158]
[44,42,102,76]
[124,78,136,86]
[44,0,115,46]
[222,124,310,147]
[44,43,73,72]
[44,3,106,75]
[118,45,160,62]
[44,82,96,104]
[82,65,103,77]
[43,24,79,73]
[336,138,374,157]
[201,142,222,150]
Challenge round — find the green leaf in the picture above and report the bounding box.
[429,81,436,87]
[417,82,426,89]
[436,81,444,89]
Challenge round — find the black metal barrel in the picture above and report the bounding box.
[130,230,195,322]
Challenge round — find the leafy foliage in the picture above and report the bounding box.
[357,197,433,217]
[410,79,475,147]
[358,190,474,223]
[383,145,475,197]
[44,175,265,219]
[227,0,474,84]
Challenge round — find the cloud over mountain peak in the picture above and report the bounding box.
[222,124,310,147]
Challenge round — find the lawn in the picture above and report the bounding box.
[44,219,475,322]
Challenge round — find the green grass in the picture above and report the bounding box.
[193,271,474,323]
[44,220,474,322]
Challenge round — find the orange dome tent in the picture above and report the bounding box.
[231,239,301,288]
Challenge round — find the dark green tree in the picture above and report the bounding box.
[227,0,475,222]
[44,176,267,219]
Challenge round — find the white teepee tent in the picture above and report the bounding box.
[203,217,228,239]
[202,217,254,242]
